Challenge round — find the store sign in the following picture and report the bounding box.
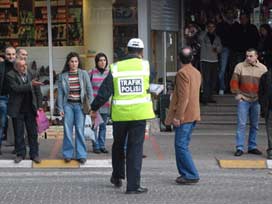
[113,7,137,25]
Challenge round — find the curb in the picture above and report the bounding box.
[218,159,272,169]
[0,159,112,169]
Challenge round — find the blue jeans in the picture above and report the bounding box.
[92,113,108,150]
[236,100,260,151]
[175,122,199,180]
[218,47,229,91]
[0,96,8,145]
[62,103,87,159]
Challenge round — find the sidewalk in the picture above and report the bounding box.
[0,120,271,169]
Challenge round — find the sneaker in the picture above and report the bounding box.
[219,90,224,95]
[248,148,262,155]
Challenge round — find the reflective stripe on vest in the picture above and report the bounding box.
[112,96,151,105]
[111,61,149,77]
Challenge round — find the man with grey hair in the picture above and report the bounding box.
[6,58,43,163]
[0,46,16,154]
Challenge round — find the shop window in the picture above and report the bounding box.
[0,0,83,51]
[113,0,138,61]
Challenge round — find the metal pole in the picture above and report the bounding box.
[163,31,167,94]
[47,0,54,118]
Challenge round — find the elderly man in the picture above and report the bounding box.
[230,48,267,156]
[0,46,16,154]
[6,58,43,163]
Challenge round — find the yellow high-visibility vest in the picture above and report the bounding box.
[110,58,155,121]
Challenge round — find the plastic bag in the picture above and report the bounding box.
[36,109,49,134]
[84,115,95,141]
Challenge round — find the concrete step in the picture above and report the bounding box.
[201,104,236,113]
[212,94,236,104]
[201,115,265,122]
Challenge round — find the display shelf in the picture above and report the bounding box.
[0,0,83,49]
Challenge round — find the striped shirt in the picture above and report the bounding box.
[89,67,110,114]
[68,70,81,103]
[230,60,267,102]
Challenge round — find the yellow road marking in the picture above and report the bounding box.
[219,160,267,169]
[33,160,79,168]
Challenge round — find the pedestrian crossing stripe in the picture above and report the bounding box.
[0,160,112,168]
[218,160,267,169]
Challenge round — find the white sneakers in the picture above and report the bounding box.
[219,90,224,96]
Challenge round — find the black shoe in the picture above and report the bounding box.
[64,158,72,163]
[14,156,24,163]
[175,176,199,185]
[110,176,122,188]
[31,156,41,164]
[100,148,109,153]
[78,158,86,164]
[234,149,244,156]
[248,148,262,155]
[93,149,101,154]
[126,187,148,194]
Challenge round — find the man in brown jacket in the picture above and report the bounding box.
[165,47,201,185]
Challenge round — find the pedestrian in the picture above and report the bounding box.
[6,58,43,163]
[57,52,93,164]
[91,38,155,194]
[258,69,272,159]
[89,53,110,154]
[230,48,267,156]
[165,47,201,185]
[0,46,16,155]
[16,48,28,60]
[199,21,222,105]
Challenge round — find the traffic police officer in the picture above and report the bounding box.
[91,38,155,194]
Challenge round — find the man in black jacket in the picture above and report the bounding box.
[0,46,16,154]
[6,58,43,163]
[258,70,272,159]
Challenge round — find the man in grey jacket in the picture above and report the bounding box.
[199,21,222,105]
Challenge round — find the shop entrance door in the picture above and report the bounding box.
[151,30,177,131]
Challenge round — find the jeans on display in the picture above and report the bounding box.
[218,47,229,91]
[0,96,8,145]
[62,103,87,159]
[236,100,260,151]
[175,122,199,180]
[92,113,108,150]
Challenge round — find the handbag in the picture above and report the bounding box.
[82,75,91,114]
[84,115,95,141]
[36,109,49,134]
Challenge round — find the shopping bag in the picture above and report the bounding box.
[84,115,95,141]
[36,109,49,134]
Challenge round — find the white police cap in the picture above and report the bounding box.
[127,38,144,48]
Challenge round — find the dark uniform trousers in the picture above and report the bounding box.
[112,120,146,191]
